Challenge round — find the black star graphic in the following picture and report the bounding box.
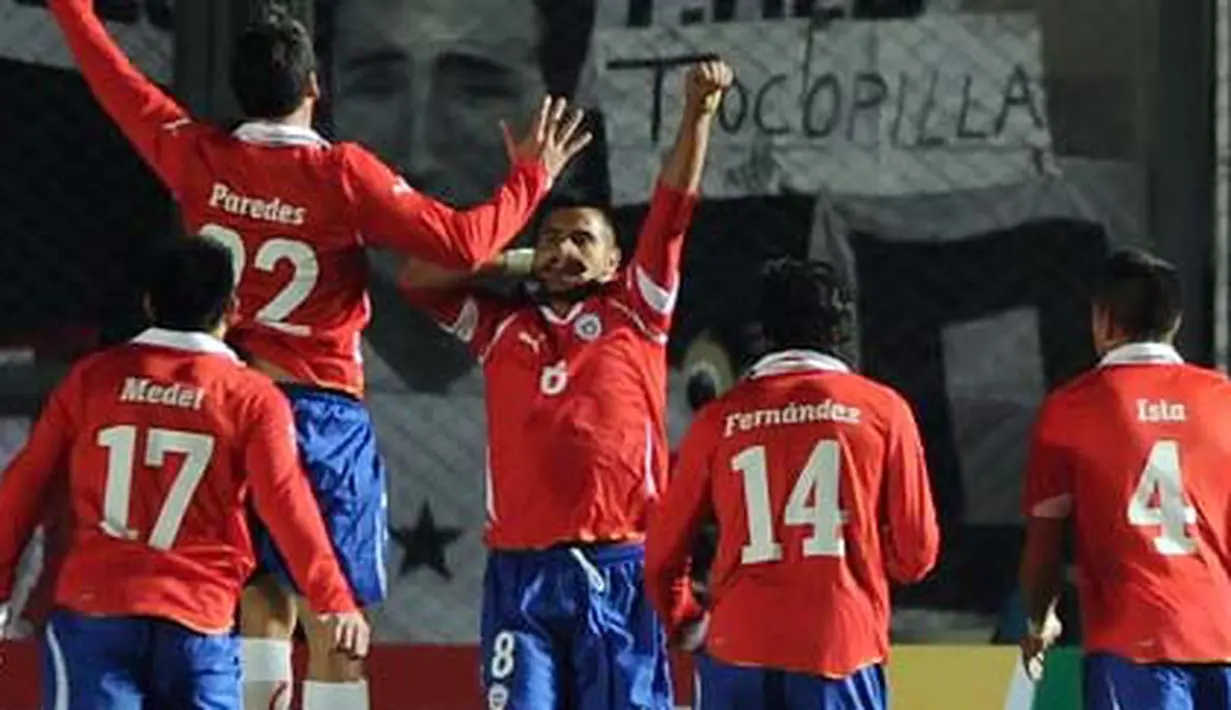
[390,503,464,580]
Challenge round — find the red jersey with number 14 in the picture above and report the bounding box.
[647,351,940,678]
[0,329,356,634]
[1023,342,1231,663]
[51,0,550,394]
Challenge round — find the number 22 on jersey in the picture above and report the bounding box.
[200,223,319,336]
[734,439,849,564]
[97,425,215,551]
[1128,439,1197,556]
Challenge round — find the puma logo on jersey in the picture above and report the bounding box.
[518,331,545,355]
[1137,398,1186,423]
[120,377,205,411]
[208,182,307,226]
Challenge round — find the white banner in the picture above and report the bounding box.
[594,14,1054,204]
[0,0,172,82]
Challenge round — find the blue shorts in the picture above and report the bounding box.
[251,385,389,606]
[480,543,673,710]
[695,655,887,710]
[1085,653,1231,710]
[41,609,240,710]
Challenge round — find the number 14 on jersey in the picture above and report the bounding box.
[734,439,849,565]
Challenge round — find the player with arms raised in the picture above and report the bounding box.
[48,1,590,707]
[0,240,367,710]
[399,60,731,709]
[645,258,940,710]
[1020,249,1231,710]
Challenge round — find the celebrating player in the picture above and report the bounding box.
[48,1,591,707]
[1019,249,1231,710]
[0,239,367,710]
[399,59,732,709]
[645,258,940,710]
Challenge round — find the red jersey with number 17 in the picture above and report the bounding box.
[647,351,940,678]
[0,329,356,635]
[51,0,550,395]
[1023,342,1231,663]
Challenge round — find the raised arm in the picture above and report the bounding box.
[49,0,193,193]
[0,382,75,608]
[881,394,940,584]
[624,60,732,332]
[349,97,592,270]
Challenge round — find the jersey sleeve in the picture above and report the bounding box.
[645,411,713,639]
[1022,397,1074,520]
[49,0,194,195]
[343,145,550,270]
[881,394,940,584]
[242,386,356,614]
[0,378,76,603]
[400,286,516,363]
[617,183,699,341]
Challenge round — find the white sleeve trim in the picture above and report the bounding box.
[479,311,520,364]
[610,299,668,345]
[442,298,480,344]
[634,266,678,316]
[1030,494,1073,519]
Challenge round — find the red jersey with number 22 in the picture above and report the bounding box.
[0,329,356,635]
[51,0,550,395]
[646,350,940,678]
[1023,342,1231,663]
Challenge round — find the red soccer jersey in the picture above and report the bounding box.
[51,0,550,395]
[0,328,356,634]
[646,351,940,678]
[403,184,697,549]
[1023,342,1231,663]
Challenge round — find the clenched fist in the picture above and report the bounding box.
[685,59,735,118]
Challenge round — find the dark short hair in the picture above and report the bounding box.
[229,6,316,120]
[759,258,854,353]
[146,238,235,332]
[1094,249,1183,341]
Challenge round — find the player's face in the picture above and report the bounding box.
[533,208,620,294]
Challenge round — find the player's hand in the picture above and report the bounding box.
[685,59,735,118]
[320,611,371,660]
[501,96,594,184]
[677,613,710,653]
[1020,612,1062,681]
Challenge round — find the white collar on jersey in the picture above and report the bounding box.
[1098,341,1184,367]
[131,328,240,362]
[233,121,330,148]
[747,349,851,379]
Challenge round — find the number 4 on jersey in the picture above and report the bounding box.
[734,439,848,565]
[1128,439,1197,556]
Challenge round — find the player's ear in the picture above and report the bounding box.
[306,71,321,102]
[142,294,155,321]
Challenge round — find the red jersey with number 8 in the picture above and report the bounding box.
[1023,342,1231,663]
[0,329,356,634]
[51,1,551,394]
[646,350,940,678]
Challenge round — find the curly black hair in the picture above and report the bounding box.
[758,257,855,354]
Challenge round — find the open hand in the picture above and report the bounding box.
[501,96,594,185]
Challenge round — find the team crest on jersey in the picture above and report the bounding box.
[575,313,602,342]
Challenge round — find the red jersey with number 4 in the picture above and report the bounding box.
[402,184,697,549]
[0,329,356,634]
[1023,342,1231,663]
[646,351,940,678]
[51,0,550,395]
